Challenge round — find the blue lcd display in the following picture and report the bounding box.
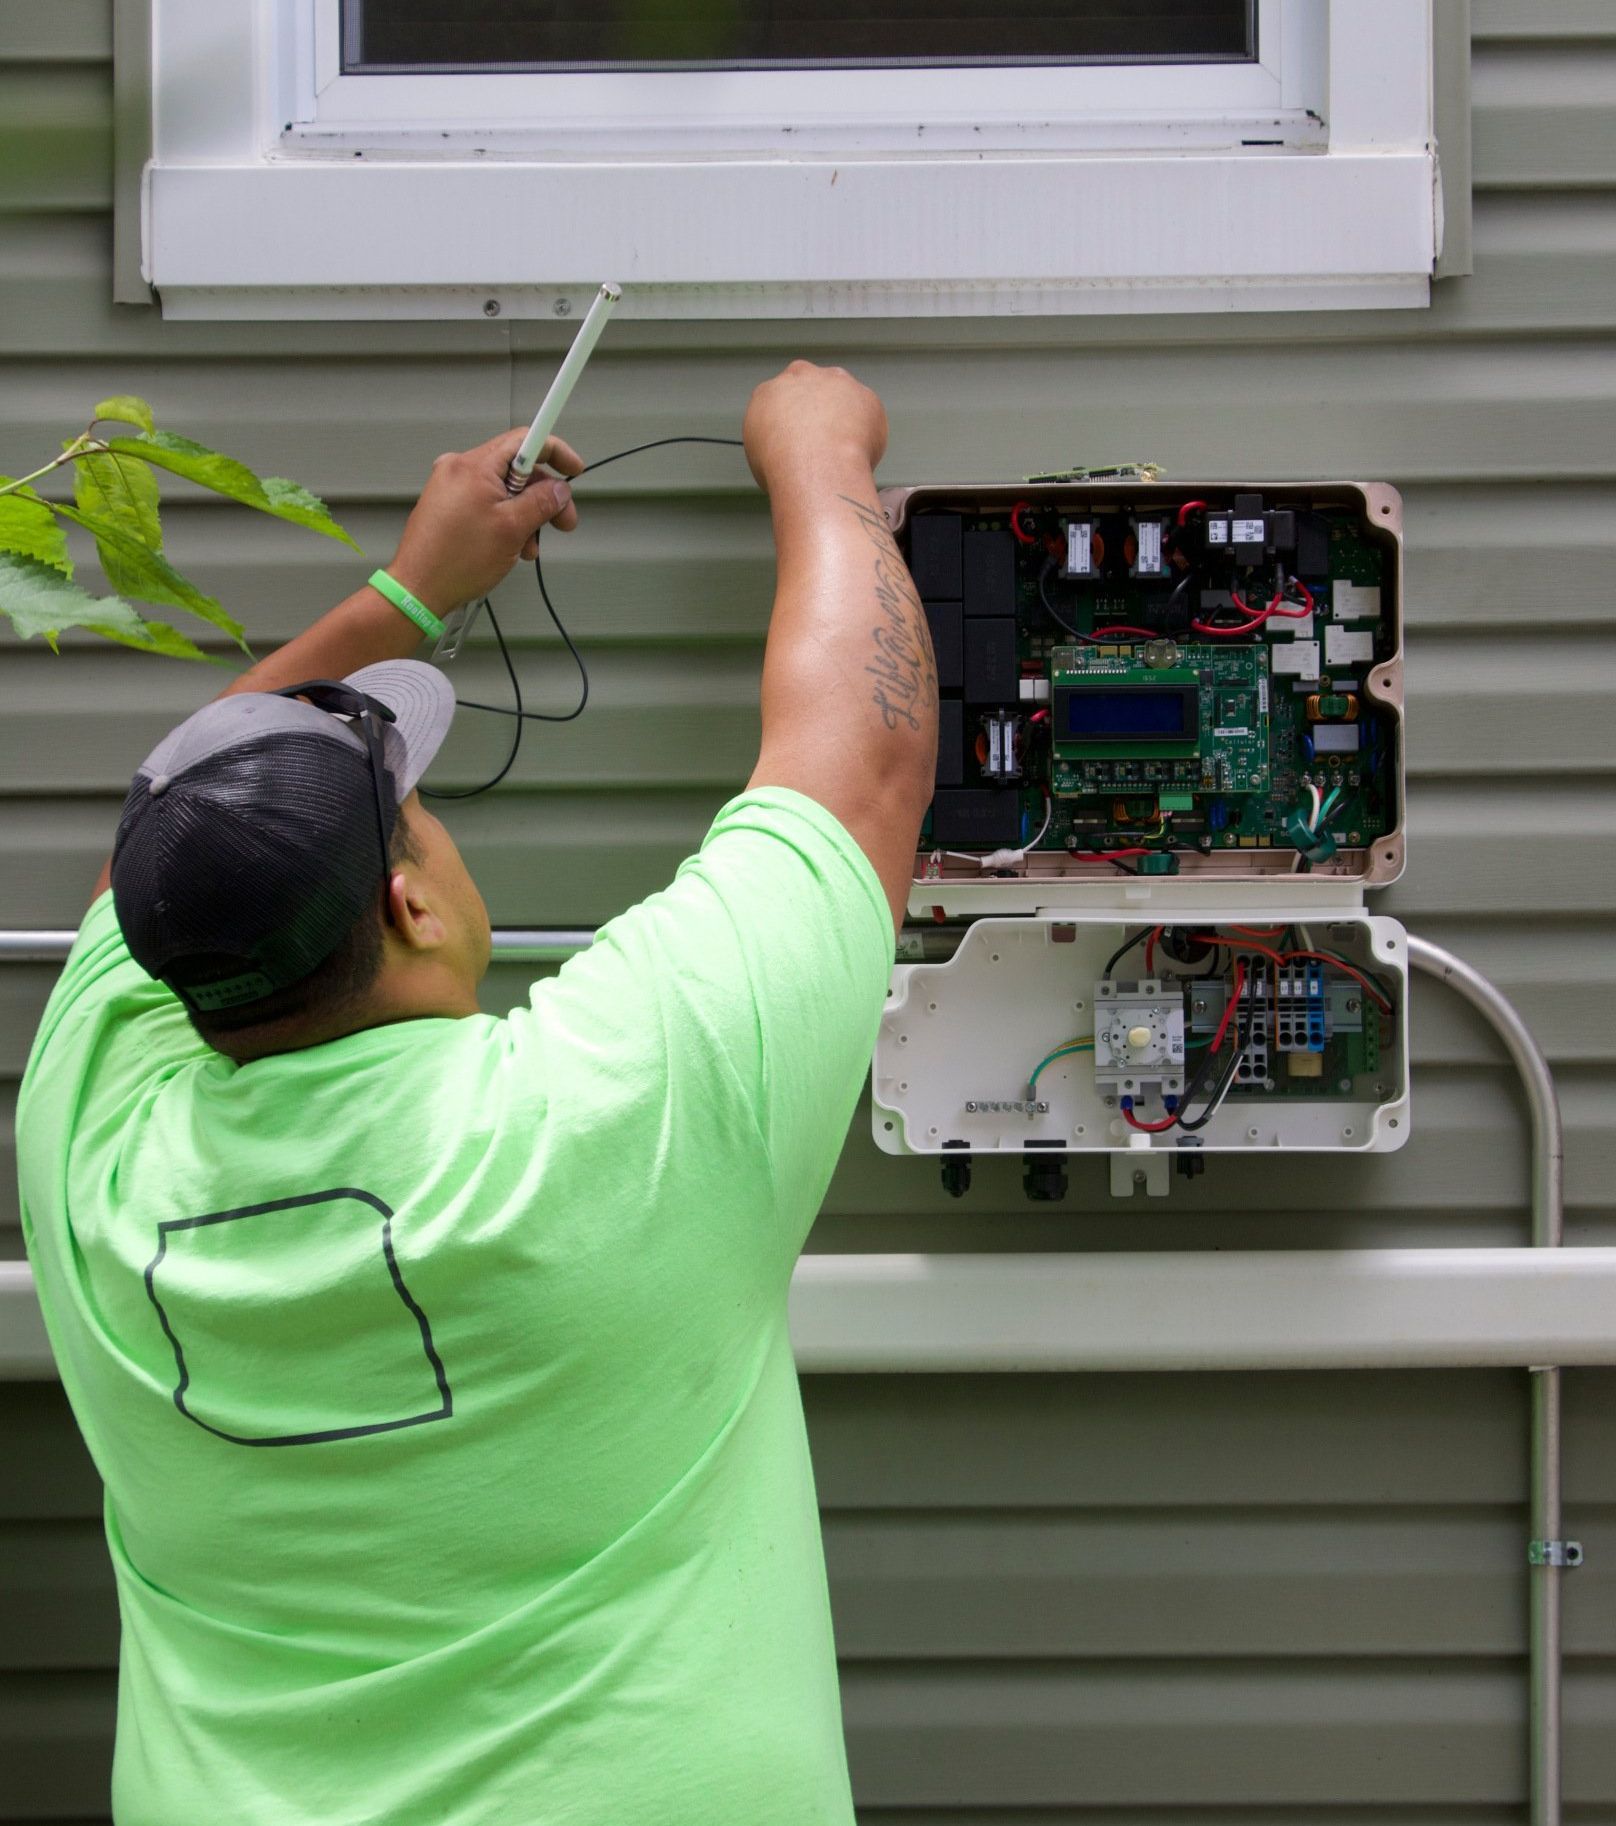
[1063,689,1194,740]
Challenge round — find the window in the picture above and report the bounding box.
[341,0,1257,72]
[144,0,1438,320]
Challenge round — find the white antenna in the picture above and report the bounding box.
[504,282,622,494]
[435,281,623,662]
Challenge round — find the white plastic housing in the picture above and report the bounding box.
[873,911,1410,1157]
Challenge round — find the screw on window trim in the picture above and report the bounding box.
[554,297,572,317]
[482,298,501,317]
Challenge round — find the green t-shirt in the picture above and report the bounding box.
[18,787,892,1826]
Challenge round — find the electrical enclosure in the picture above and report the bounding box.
[874,912,1410,1161]
[873,480,1411,1175]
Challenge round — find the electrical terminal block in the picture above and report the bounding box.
[1275,962,1328,1054]
[1232,952,1270,1085]
[1304,962,1327,1050]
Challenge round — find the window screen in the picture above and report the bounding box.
[342,1,1256,74]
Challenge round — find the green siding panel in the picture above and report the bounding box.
[2,1377,1614,1818]
[1472,40,1616,188]
[4,3,1616,1820]
[0,68,110,214]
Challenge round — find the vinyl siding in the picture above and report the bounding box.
[2,0,1614,1818]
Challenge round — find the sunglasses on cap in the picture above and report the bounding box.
[272,679,399,910]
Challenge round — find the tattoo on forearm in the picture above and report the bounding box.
[837,493,938,733]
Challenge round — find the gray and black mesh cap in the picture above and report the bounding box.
[110,661,455,1014]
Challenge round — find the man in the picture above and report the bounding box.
[18,362,937,1825]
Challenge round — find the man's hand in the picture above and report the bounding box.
[387,428,586,617]
[87,428,589,904]
[743,362,887,495]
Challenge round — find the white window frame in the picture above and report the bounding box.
[145,0,1438,320]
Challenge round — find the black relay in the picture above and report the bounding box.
[907,513,962,598]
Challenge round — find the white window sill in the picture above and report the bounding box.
[148,148,1437,321]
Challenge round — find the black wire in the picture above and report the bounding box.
[572,435,745,478]
[1176,1043,1244,1132]
[419,435,747,800]
[1171,1035,1224,1120]
[417,596,521,800]
[1101,926,1150,978]
[1162,564,1197,633]
[1038,561,1091,643]
[457,547,590,727]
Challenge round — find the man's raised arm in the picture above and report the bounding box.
[743,363,937,929]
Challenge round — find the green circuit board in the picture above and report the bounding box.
[911,496,1399,865]
[1049,646,1269,798]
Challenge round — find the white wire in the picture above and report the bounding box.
[1023,793,1053,868]
[1199,1046,1245,1123]
[945,793,1052,873]
[1306,781,1322,831]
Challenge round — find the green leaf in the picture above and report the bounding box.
[0,551,146,646]
[105,432,360,549]
[260,476,363,552]
[53,500,248,651]
[0,483,72,575]
[75,447,163,561]
[85,616,222,665]
[93,395,156,435]
[105,430,269,510]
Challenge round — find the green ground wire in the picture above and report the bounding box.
[1027,1039,1094,1095]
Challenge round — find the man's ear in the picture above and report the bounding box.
[385,868,449,952]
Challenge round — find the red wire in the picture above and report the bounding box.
[1193,576,1315,639]
[1144,923,1163,973]
[1010,501,1037,545]
[1091,624,1162,641]
[1229,924,1287,938]
[1176,499,1209,525]
[1209,960,1245,1054]
[1122,1105,1180,1133]
[1230,584,1283,618]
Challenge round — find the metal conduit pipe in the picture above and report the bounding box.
[0,928,600,966]
[1,928,1574,1818]
[1407,936,1568,1826]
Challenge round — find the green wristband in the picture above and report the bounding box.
[368,569,445,642]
